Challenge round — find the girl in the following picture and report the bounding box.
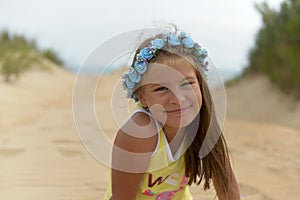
[104,28,240,200]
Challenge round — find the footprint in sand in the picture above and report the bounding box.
[0,148,24,156]
[52,139,87,157]
[57,148,83,157]
[52,139,80,145]
[52,139,91,145]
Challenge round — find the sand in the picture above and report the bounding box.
[0,66,299,200]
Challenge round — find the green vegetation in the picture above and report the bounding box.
[0,30,63,82]
[245,0,300,97]
[41,48,63,66]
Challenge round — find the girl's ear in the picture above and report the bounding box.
[136,89,147,108]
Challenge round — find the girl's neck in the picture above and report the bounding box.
[162,126,186,143]
[162,125,187,156]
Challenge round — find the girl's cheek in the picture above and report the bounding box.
[186,89,200,100]
[149,104,167,124]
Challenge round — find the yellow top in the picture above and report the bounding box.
[104,109,193,200]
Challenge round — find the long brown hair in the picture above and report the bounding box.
[185,65,230,199]
[131,31,231,199]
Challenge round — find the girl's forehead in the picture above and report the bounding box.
[140,60,197,85]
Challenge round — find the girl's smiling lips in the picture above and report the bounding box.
[165,105,192,115]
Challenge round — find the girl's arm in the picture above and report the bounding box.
[110,112,158,200]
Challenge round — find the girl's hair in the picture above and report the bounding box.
[131,32,231,199]
[185,67,230,198]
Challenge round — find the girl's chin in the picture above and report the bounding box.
[165,116,196,128]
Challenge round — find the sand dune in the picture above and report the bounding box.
[226,74,300,129]
[0,67,299,200]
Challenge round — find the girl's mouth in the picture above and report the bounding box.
[166,105,192,115]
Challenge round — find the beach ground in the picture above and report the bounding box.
[0,67,299,200]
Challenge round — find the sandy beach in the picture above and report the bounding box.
[0,66,299,200]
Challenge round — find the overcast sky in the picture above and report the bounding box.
[0,0,285,72]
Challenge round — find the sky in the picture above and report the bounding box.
[0,0,285,72]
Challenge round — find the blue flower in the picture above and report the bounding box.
[140,47,153,60]
[182,36,194,48]
[195,47,208,57]
[134,61,147,74]
[126,89,134,98]
[201,48,208,58]
[125,78,135,89]
[195,49,202,56]
[151,38,165,49]
[194,42,201,49]
[199,57,205,64]
[128,68,141,83]
[168,34,180,46]
[180,32,187,37]
[193,43,203,52]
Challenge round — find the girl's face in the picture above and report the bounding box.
[137,58,202,130]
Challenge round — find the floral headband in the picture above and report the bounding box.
[122,31,209,102]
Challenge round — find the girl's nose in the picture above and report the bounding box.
[169,92,186,105]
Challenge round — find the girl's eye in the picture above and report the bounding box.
[154,87,168,92]
[182,82,194,86]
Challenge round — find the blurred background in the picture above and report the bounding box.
[0,0,299,199]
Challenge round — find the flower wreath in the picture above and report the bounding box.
[122,31,209,102]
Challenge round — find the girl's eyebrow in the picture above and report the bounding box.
[150,75,197,88]
[149,83,166,88]
[149,76,197,88]
[183,76,197,81]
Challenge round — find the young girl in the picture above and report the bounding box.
[104,27,240,200]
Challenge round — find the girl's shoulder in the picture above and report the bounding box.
[114,110,159,154]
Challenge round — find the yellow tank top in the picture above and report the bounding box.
[104,109,193,200]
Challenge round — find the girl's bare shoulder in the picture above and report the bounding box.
[114,111,159,153]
